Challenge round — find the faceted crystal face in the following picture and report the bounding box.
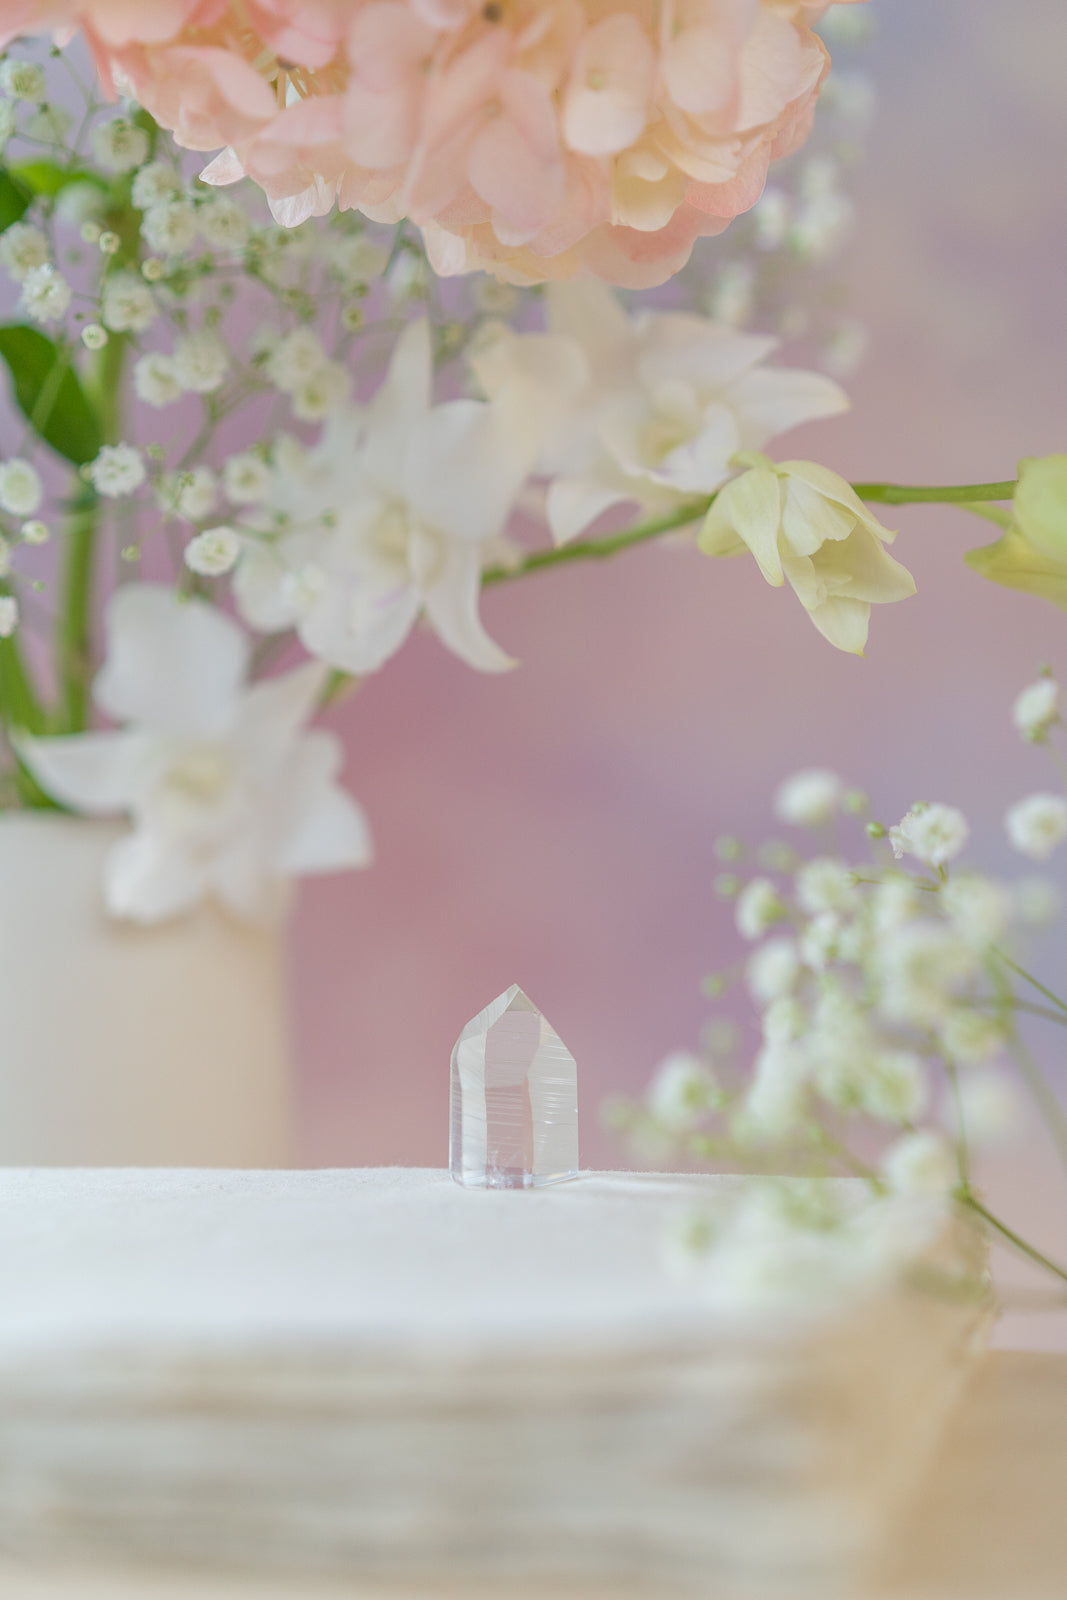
[450,984,579,1189]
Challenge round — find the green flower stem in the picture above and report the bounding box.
[56,331,125,735]
[993,949,1067,1020]
[849,480,1017,506]
[480,480,1018,589]
[960,1192,1067,1288]
[988,953,1067,1178]
[944,1059,972,1189]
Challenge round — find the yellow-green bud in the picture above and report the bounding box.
[1013,454,1067,560]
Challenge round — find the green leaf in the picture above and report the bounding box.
[8,160,90,198]
[0,169,31,231]
[0,324,102,465]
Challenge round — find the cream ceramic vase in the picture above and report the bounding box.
[0,813,291,1166]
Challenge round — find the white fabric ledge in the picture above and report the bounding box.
[0,1168,988,1597]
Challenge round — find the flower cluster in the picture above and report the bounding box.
[611,674,1067,1304]
[9,0,866,287]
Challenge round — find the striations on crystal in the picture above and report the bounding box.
[449,984,579,1189]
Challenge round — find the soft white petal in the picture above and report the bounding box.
[815,526,917,604]
[475,332,590,482]
[650,406,741,495]
[209,832,289,923]
[547,477,632,545]
[731,368,850,451]
[421,541,515,673]
[300,566,420,675]
[405,400,522,546]
[360,318,433,492]
[778,460,897,541]
[702,468,785,585]
[95,585,249,738]
[233,543,302,634]
[103,828,207,923]
[545,281,632,366]
[637,316,778,394]
[272,729,374,875]
[14,729,152,814]
[781,476,857,554]
[804,594,871,654]
[234,660,330,772]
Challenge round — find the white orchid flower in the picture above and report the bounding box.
[235,319,573,676]
[17,585,372,924]
[469,281,850,546]
[698,457,916,653]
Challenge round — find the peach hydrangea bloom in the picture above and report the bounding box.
[15,0,867,288]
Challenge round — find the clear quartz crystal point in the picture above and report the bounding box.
[450,984,579,1189]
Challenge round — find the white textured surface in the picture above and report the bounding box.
[0,1169,989,1597]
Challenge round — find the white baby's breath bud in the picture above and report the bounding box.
[794,857,857,915]
[140,199,198,256]
[80,322,108,350]
[875,922,978,1029]
[646,1051,719,1131]
[101,270,157,333]
[91,116,149,173]
[1014,875,1060,927]
[330,233,388,287]
[744,1043,809,1141]
[0,458,42,517]
[870,877,920,933]
[1005,793,1067,861]
[735,877,786,940]
[940,874,1011,948]
[267,326,326,392]
[799,909,841,971]
[157,466,216,522]
[291,359,351,421]
[24,105,71,142]
[0,58,46,100]
[130,161,183,210]
[939,1008,1003,1065]
[889,802,969,868]
[747,937,802,1004]
[197,196,251,252]
[0,222,48,282]
[142,256,165,282]
[19,518,48,545]
[173,329,229,395]
[184,524,241,577]
[86,443,145,498]
[1013,678,1059,742]
[98,230,121,255]
[761,995,807,1045]
[133,351,182,409]
[0,595,18,637]
[861,1050,929,1124]
[19,263,71,324]
[774,769,842,828]
[882,1130,956,1196]
[341,303,364,332]
[223,452,273,505]
[952,1070,1024,1146]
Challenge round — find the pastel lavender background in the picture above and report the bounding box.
[287,0,1067,1342]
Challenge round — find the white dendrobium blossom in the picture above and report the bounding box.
[184,525,241,576]
[882,1130,957,1196]
[234,318,569,675]
[101,270,157,333]
[86,443,145,498]
[889,802,969,868]
[133,351,182,408]
[699,458,916,653]
[173,330,230,394]
[471,281,849,546]
[646,1051,719,1131]
[1012,678,1059,742]
[19,263,71,324]
[734,877,785,939]
[0,596,18,637]
[0,222,49,282]
[1005,793,1067,860]
[774,768,842,827]
[0,458,43,517]
[91,117,149,172]
[16,585,372,923]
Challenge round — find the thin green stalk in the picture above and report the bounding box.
[993,949,1067,1019]
[944,1059,971,1189]
[850,480,1017,506]
[961,1193,1067,1288]
[1008,1031,1067,1176]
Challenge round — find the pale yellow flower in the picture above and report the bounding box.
[699,457,915,653]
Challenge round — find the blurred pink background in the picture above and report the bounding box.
[285,0,1067,1342]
